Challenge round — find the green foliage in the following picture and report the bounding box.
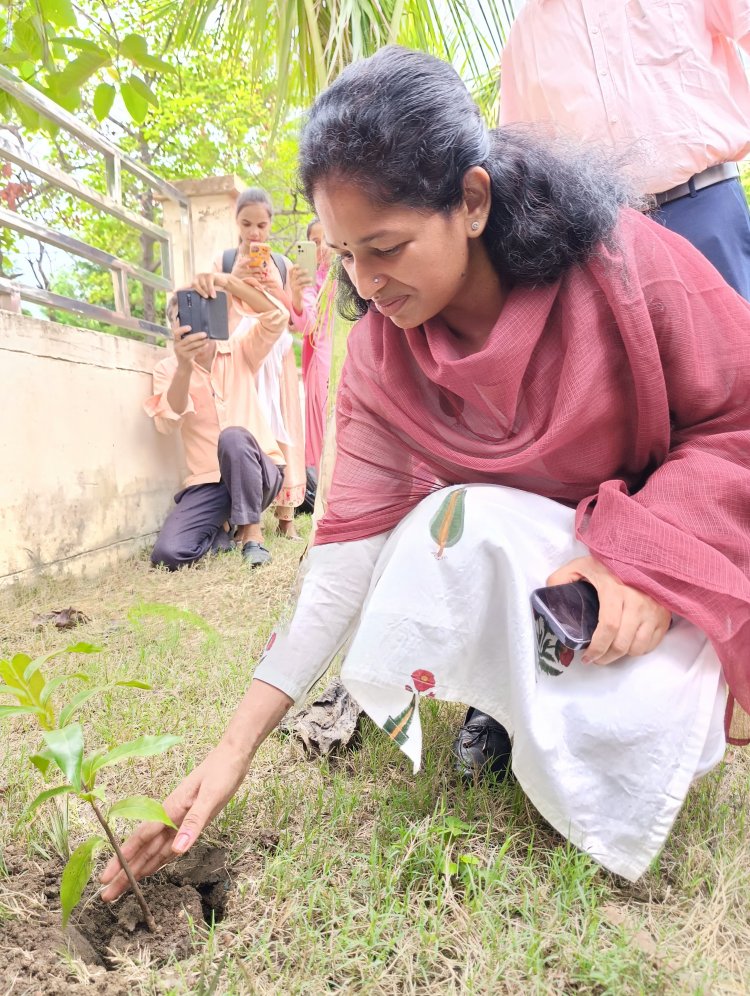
[0,0,177,126]
[127,601,217,634]
[166,0,516,123]
[1,639,181,927]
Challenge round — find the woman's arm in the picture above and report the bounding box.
[99,533,389,900]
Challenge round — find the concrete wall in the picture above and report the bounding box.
[0,311,184,586]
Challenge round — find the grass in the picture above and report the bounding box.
[1,512,749,994]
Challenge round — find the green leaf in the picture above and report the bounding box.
[64,642,101,655]
[0,48,29,67]
[10,653,32,679]
[13,19,43,61]
[30,748,54,777]
[0,664,26,696]
[25,784,76,818]
[39,672,89,707]
[81,748,107,788]
[58,678,151,727]
[114,680,152,690]
[23,649,63,684]
[90,734,182,775]
[53,36,110,57]
[0,684,24,701]
[128,74,158,108]
[120,78,148,123]
[42,723,84,790]
[57,51,111,89]
[119,33,176,74]
[61,835,105,928]
[93,82,115,122]
[109,796,176,828]
[39,0,77,28]
[58,687,107,727]
[45,81,81,113]
[0,704,47,720]
[119,32,149,62]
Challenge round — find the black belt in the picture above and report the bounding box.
[655,162,740,207]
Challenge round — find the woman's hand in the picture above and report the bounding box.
[289,264,313,314]
[99,744,250,903]
[191,272,228,298]
[546,555,671,664]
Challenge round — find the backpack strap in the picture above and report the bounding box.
[271,252,287,286]
[222,248,238,273]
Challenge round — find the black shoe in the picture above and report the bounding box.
[241,541,271,567]
[453,708,512,783]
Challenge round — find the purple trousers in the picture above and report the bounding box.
[151,427,284,571]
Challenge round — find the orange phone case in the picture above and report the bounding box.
[245,242,272,274]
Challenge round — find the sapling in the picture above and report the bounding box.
[0,642,181,931]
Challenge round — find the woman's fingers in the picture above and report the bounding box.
[99,829,176,902]
[547,555,671,665]
[191,273,216,298]
[100,820,164,885]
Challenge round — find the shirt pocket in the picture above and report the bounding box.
[625,0,689,66]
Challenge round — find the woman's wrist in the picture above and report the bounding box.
[217,679,293,764]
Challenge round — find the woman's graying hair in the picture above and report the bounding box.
[236,186,274,218]
[299,46,637,320]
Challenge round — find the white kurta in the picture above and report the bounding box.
[255,485,726,881]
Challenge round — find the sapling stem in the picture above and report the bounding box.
[89,799,157,933]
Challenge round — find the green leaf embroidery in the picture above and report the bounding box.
[383,695,417,747]
[429,488,467,559]
[61,835,106,927]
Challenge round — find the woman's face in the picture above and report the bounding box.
[313,180,478,330]
[308,221,332,268]
[237,202,272,245]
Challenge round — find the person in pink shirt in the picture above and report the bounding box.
[145,273,290,569]
[500,0,750,299]
[288,218,335,471]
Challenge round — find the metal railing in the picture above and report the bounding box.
[0,65,193,341]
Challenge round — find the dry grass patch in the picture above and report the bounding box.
[1,518,749,994]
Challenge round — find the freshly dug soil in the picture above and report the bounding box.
[1,843,232,993]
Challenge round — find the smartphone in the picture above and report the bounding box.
[175,288,229,340]
[292,239,317,282]
[530,580,600,651]
[242,241,273,278]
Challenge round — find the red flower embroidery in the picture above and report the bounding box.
[265,632,277,653]
[559,646,574,668]
[411,669,436,693]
